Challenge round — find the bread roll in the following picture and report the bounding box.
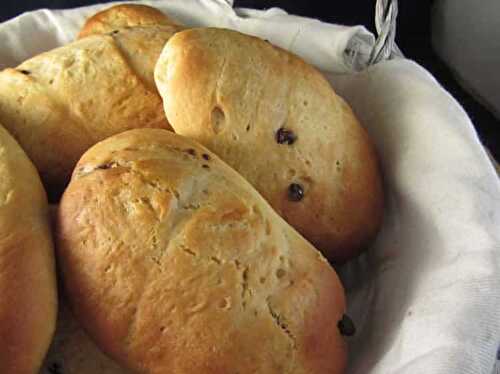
[43,205,128,373]
[57,129,347,374]
[41,298,131,374]
[0,9,181,195]
[0,123,57,373]
[78,4,180,39]
[155,28,384,263]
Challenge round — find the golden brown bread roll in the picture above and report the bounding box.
[41,298,131,374]
[45,204,128,373]
[154,28,384,263]
[78,4,180,39]
[56,129,347,374]
[0,7,181,195]
[0,123,57,373]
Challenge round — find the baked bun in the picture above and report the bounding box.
[0,22,179,194]
[155,28,384,263]
[78,4,180,39]
[57,128,347,374]
[0,123,57,373]
[42,299,130,374]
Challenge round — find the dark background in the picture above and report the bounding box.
[1,1,499,160]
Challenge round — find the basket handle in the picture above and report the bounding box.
[369,0,403,65]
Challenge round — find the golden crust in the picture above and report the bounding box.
[41,297,130,374]
[0,124,57,373]
[57,128,347,374]
[44,206,126,373]
[0,25,176,195]
[78,4,180,39]
[155,28,384,263]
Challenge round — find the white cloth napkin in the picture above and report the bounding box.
[330,62,500,374]
[0,1,498,373]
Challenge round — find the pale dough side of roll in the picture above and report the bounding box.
[0,123,57,374]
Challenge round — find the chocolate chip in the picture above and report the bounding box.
[276,128,297,145]
[287,183,304,202]
[111,30,120,34]
[202,164,210,169]
[186,148,196,157]
[19,70,30,75]
[48,361,63,374]
[337,314,356,337]
[202,153,210,161]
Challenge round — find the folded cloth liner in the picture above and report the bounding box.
[0,0,374,72]
[0,1,498,373]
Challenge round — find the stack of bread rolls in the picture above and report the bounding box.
[0,4,383,374]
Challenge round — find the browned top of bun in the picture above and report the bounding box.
[155,28,384,263]
[57,129,347,374]
[78,4,181,39]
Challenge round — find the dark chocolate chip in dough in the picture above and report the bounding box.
[337,314,356,337]
[276,128,297,145]
[288,183,304,202]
